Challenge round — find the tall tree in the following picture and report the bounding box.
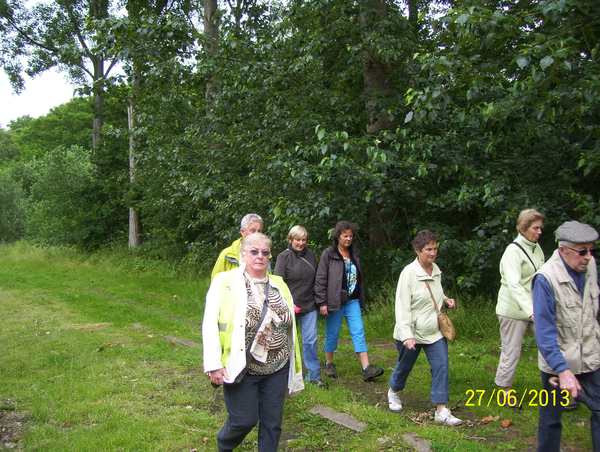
[0,0,118,150]
[102,0,197,249]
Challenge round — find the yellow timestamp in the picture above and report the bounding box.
[465,389,570,407]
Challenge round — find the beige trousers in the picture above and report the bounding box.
[494,315,535,388]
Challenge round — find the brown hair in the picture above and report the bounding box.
[331,221,357,242]
[412,230,439,251]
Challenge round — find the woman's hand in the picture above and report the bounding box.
[207,367,229,386]
[444,298,456,310]
[319,305,328,316]
[403,338,416,350]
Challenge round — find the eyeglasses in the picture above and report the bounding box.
[563,246,596,257]
[248,249,270,257]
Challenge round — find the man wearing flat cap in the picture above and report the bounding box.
[533,221,600,452]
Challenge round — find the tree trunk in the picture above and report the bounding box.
[361,0,396,244]
[204,0,220,105]
[91,56,104,151]
[408,0,419,29]
[361,0,396,134]
[127,71,143,250]
[128,208,142,249]
[89,0,110,151]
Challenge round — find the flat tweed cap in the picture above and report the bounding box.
[555,221,599,243]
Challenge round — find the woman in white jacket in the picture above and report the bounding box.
[203,233,303,452]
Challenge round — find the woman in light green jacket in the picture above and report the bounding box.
[494,209,545,408]
[388,230,462,426]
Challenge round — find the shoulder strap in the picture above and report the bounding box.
[424,280,441,313]
[511,242,537,272]
[284,248,316,272]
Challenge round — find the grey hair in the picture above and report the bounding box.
[558,241,576,249]
[240,233,272,253]
[240,213,263,230]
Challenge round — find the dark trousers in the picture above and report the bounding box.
[538,368,600,452]
[218,361,289,452]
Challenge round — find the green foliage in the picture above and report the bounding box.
[9,98,94,160]
[0,169,27,241]
[2,0,600,297]
[27,145,124,249]
[0,127,19,161]
[0,0,118,92]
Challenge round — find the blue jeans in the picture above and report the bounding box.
[324,299,368,354]
[538,369,600,452]
[218,361,289,452]
[296,310,321,381]
[388,337,449,404]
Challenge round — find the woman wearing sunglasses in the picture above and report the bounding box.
[203,233,304,452]
[495,209,546,409]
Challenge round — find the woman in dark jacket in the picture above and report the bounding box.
[275,225,326,387]
[314,221,384,382]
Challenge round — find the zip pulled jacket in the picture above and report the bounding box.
[274,245,318,314]
[314,243,365,311]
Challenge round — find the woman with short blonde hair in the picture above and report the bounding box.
[275,225,326,387]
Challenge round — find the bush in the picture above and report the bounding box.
[0,170,27,241]
[27,145,124,249]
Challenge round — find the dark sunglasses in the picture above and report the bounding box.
[563,246,596,257]
[248,249,270,257]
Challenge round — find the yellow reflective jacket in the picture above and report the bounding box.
[202,265,304,395]
[211,237,243,281]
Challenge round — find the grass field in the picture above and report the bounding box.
[0,242,594,451]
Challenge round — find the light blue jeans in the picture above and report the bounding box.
[324,299,368,354]
[296,310,322,381]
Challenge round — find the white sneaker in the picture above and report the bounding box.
[387,389,402,411]
[434,408,462,426]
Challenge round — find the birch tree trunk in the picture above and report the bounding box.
[127,69,143,250]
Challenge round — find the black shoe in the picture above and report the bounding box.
[325,363,338,378]
[309,379,329,388]
[564,398,579,411]
[363,365,384,381]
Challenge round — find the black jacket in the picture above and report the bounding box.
[274,245,318,313]
[314,243,365,311]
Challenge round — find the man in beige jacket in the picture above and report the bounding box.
[533,220,600,452]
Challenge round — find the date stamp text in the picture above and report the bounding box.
[465,389,570,407]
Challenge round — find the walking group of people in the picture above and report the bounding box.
[494,210,600,452]
[202,212,600,452]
